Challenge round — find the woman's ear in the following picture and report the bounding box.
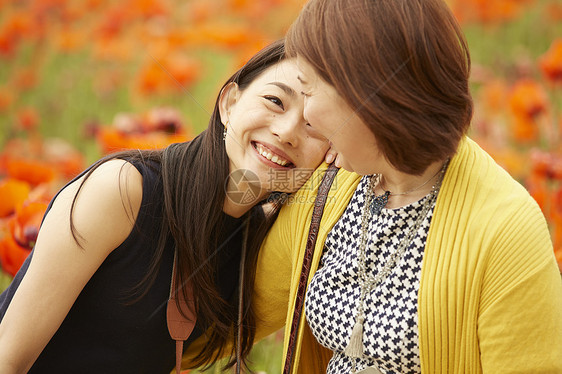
[218,82,240,125]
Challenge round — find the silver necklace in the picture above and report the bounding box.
[377,162,446,197]
[345,160,449,374]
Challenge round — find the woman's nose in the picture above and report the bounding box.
[270,115,302,147]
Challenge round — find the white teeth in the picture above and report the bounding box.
[255,143,290,166]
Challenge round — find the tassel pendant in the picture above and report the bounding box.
[370,191,390,216]
[344,315,365,358]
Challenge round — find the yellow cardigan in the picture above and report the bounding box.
[184,138,562,373]
[251,137,562,373]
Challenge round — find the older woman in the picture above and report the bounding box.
[242,0,562,373]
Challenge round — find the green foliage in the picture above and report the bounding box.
[191,332,283,374]
[0,271,12,292]
[464,2,562,78]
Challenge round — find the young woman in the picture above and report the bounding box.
[242,1,562,373]
[0,40,331,373]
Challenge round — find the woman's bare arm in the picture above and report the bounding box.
[0,160,143,373]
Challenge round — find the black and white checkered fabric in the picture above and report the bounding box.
[305,176,435,374]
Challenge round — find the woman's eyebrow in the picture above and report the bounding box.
[267,82,297,97]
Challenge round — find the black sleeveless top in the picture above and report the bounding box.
[0,158,247,373]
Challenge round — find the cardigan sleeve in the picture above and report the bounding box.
[477,195,562,373]
[251,204,295,341]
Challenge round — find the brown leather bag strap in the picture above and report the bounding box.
[283,163,339,374]
[168,216,251,374]
[167,255,197,374]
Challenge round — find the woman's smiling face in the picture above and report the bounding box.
[296,58,384,176]
[220,59,329,197]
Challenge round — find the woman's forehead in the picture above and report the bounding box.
[249,59,300,86]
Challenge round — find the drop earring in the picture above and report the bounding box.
[223,121,228,141]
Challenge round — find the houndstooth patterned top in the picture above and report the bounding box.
[305,176,435,374]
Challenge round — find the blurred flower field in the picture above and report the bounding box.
[0,0,561,372]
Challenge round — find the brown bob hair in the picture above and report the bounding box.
[286,0,473,175]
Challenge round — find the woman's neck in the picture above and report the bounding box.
[223,180,267,218]
[375,159,447,209]
[223,198,253,218]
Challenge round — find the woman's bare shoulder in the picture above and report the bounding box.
[52,158,144,251]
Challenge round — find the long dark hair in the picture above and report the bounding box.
[70,40,287,368]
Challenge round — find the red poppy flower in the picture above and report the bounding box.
[0,235,30,277]
[0,202,48,276]
[4,158,57,186]
[0,179,31,218]
[509,79,549,119]
[452,0,528,24]
[16,107,40,131]
[136,54,201,95]
[539,39,562,84]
